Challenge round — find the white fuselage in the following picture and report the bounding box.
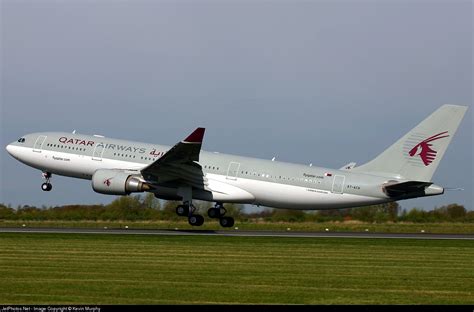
[6,132,397,210]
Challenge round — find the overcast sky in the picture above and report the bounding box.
[1,0,472,211]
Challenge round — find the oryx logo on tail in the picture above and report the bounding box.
[408,131,449,166]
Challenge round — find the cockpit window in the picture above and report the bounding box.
[17,138,26,143]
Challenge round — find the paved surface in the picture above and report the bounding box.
[1,227,473,240]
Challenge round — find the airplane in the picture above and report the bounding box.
[5,104,468,227]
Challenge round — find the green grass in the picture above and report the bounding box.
[1,219,473,234]
[0,233,473,304]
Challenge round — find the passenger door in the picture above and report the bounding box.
[226,162,240,181]
[331,175,345,194]
[92,143,105,161]
[33,135,47,153]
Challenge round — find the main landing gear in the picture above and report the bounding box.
[175,202,234,228]
[208,203,234,228]
[41,172,52,191]
[176,202,204,226]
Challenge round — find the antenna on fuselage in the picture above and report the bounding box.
[271,157,276,161]
[72,130,76,134]
[309,163,313,167]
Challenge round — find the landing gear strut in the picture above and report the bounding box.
[41,172,52,191]
[208,203,234,228]
[175,187,205,227]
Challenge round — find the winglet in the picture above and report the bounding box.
[183,127,205,143]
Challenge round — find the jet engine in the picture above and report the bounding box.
[92,169,151,195]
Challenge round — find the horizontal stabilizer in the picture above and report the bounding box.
[382,181,433,197]
[340,162,356,170]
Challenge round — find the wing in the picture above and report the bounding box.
[141,128,208,189]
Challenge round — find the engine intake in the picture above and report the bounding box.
[92,169,151,195]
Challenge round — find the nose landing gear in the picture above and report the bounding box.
[41,172,52,191]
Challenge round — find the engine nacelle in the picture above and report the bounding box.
[92,169,151,195]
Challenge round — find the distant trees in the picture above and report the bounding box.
[272,209,306,222]
[398,204,470,223]
[0,197,472,223]
[0,195,159,221]
[0,204,16,219]
[348,202,400,223]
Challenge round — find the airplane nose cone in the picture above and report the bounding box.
[6,144,13,155]
[6,144,18,159]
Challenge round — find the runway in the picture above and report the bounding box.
[1,227,473,240]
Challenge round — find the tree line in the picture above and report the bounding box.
[0,193,472,223]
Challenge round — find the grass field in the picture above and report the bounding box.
[2,220,473,234]
[0,233,473,304]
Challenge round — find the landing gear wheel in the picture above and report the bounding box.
[41,183,52,192]
[208,203,227,219]
[207,208,220,218]
[188,215,204,226]
[176,205,190,217]
[219,217,234,228]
